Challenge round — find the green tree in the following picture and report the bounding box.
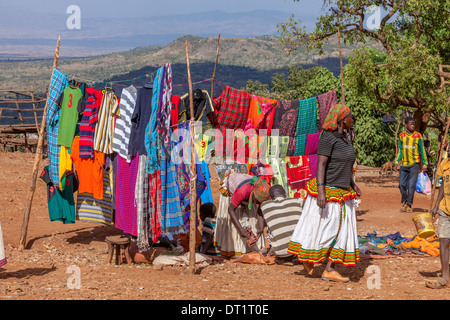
[278,0,450,136]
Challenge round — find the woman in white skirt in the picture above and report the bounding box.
[288,104,361,282]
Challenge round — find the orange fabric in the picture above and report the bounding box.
[70,136,105,199]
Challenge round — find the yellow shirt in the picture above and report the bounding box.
[436,158,450,215]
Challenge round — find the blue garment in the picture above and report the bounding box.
[200,161,213,204]
[145,66,164,173]
[46,68,69,186]
[399,163,419,206]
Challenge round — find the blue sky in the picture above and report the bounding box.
[11,0,326,18]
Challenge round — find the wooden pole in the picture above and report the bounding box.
[429,116,450,212]
[211,34,221,100]
[18,37,61,251]
[338,27,345,105]
[185,40,197,274]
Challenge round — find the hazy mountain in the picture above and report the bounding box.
[0,6,317,59]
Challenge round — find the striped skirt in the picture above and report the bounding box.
[0,221,6,268]
[287,195,359,267]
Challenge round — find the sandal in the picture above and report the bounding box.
[425,278,447,289]
[303,261,315,276]
[321,270,350,283]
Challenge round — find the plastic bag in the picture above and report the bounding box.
[416,172,432,195]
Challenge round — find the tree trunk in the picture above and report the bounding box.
[413,109,427,135]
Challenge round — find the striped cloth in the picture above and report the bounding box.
[115,154,139,237]
[46,68,69,186]
[94,89,118,154]
[394,131,428,168]
[0,221,6,268]
[135,154,151,252]
[76,169,113,226]
[79,88,102,159]
[260,197,303,258]
[160,148,185,236]
[112,85,137,162]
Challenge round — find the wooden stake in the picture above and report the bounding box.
[18,37,61,251]
[185,40,197,274]
[429,116,450,212]
[338,27,345,105]
[211,34,221,100]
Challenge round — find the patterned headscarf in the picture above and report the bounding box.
[322,104,351,131]
[249,176,270,208]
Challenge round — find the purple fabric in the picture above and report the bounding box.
[114,154,139,236]
[308,155,318,179]
[305,132,321,155]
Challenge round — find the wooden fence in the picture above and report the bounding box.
[0,88,47,152]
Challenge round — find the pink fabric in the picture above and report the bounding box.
[231,183,253,207]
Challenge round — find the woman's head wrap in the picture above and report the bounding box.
[322,104,351,131]
[248,176,270,209]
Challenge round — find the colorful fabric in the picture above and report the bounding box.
[286,156,312,191]
[288,195,359,267]
[0,221,6,268]
[149,169,163,242]
[272,100,300,156]
[76,169,113,226]
[56,85,84,147]
[250,177,270,204]
[322,103,351,131]
[305,132,321,155]
[71,136,105,200]
[244,95,278,132]
[47,68,69,186]
[58,145,72,190]
[317,89,338,131]
[79,88,102,159]
[94,89,118,154]
[436,158,450,216]
[115,154,139,237]
[210,85,251,156]
[296,97,318,135]
[112,85,138,162]
[158,63,173,158]
[161,148,185,236]
[145,66,164,174]
[306,178,357,203]
[171,95,180,126]
[295,134,308,156]
[40,165,76,224]
[394,131,428,168]
[135,154,151,251]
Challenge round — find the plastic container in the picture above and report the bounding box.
[412,213,435,239]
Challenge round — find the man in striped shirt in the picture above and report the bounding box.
[394,117,428,212]
[260,185,303,265]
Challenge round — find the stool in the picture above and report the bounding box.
[105,235,133,265]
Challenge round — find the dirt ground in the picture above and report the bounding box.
[0,151,448,302]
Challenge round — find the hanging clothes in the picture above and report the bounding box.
[40,165,77,224]
[305,132,321,155]
[244,95,277,133]
[128,85,153,157]
[112,85,138,162]
[145,66,164,174]
[272,100,300,157]
[171,95,180,127]
[295,97,318,156]
[47,68,69,186]
[286,156,312,197]
[79,88,103,160]
[178,88,214,124]
[209,85,251,157]
[71,136,105,199]
[135,154,151,251]
[317,89,338,132]
[76,164,113,226]
[115,154,139,237]
[94,88,118,154]
[158,63,173,159]
[56,85,85,148]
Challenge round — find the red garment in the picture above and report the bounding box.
[286,156,311,191]
[171,95,180,126]
[231,183,253,208]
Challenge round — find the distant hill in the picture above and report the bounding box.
[0,34,377,95]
